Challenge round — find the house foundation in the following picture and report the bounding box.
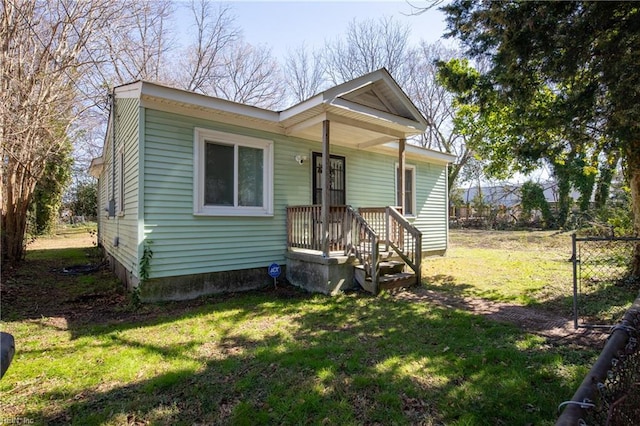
[138,268,276,302]
[285,250,359,296]
[105,249,275,302]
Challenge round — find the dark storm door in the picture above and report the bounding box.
[312,152,346,205]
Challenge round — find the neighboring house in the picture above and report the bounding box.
[89,68,456,301]
[452,182,583,224]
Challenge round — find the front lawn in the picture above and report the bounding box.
[0,230,599,425]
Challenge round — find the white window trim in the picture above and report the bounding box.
[395,162,416,217]
[194,128,274,216]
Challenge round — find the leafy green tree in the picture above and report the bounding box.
[31,143,73,235]
[70,181,98,219]
[440,1,640,274]
[520,181,554,228]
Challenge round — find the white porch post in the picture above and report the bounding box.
[398,137,406,212]
[322,119,330,256]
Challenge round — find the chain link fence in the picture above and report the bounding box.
[571,235,640,328]
[556,301,640,425]
[557,235,640,425]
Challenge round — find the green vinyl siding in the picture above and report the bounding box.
[140,108,448,280]
[311,145,449,254]
[414,162,449,252]
[98,97,140,277]
[142,109,311,279]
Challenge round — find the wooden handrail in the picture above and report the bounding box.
[386,206,422,284]
[345,206,379,292]
[287,205,381,292]
[288,204,422,292]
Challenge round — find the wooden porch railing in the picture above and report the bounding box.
[286,205,380,287]
[287,204,421,291]
[359,206,403,251]
[359,206,421,282]
[286,205,348,252]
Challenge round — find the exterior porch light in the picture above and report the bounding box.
[295,155,308,165]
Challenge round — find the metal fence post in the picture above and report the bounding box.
[572,233,579,329]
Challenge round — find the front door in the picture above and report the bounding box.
[312,152,346,205]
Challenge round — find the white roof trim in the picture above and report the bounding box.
[330,98,426,132]
[108,72,454,164]
[88,157,104,178]
[279,94,323,121]
[115,81,280,123]
[380,141,457,164]
[319,69,428,127]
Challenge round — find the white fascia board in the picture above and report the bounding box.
[88,157,104,178]
[320,70,386,101]
[114,81,144,98]
[136,81,280,123]
[381,141,458,164]
[279,94,324,121]
[323,80,376,103]
[330,98,427,133]
[376,73,429,128]
[319,69,429,129]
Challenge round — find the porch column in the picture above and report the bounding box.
[322,119,330,256]
[398,137,406,212]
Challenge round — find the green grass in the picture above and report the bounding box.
[0,230,609,425]
[424,230,638,322]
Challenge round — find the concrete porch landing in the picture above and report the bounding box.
[285,249,359,295]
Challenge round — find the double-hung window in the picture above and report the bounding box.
[194,128,273,216]
[396,164,416,216]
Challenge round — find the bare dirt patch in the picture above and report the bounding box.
[393,286,607,348]
[27,233,96,250]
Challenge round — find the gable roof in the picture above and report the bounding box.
[105,69,452,164]
[279,68,428,146]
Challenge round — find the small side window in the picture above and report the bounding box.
[395,164,416,216]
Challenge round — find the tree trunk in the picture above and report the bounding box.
[594,151,619,210]
[627,143,640,277]
[555,168,572,229]
[1,160,36,263]
[1,201,30,263]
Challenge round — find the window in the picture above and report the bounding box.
[194,128,273,216]
[396,164,416,216]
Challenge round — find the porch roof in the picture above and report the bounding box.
[279,68,429,149]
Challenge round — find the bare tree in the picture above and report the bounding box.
[1,0,121,262]
[323,16,412,86]
[283,43,326,104]
[405,41,471,190]
[214,41,285,109]
[178,0,240,94]
[98,0,175,85]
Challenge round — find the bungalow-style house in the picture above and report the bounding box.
[89,68,456,301]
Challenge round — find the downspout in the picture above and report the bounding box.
[108,90,116,217]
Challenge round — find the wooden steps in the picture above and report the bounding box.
[354,261,417,294]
